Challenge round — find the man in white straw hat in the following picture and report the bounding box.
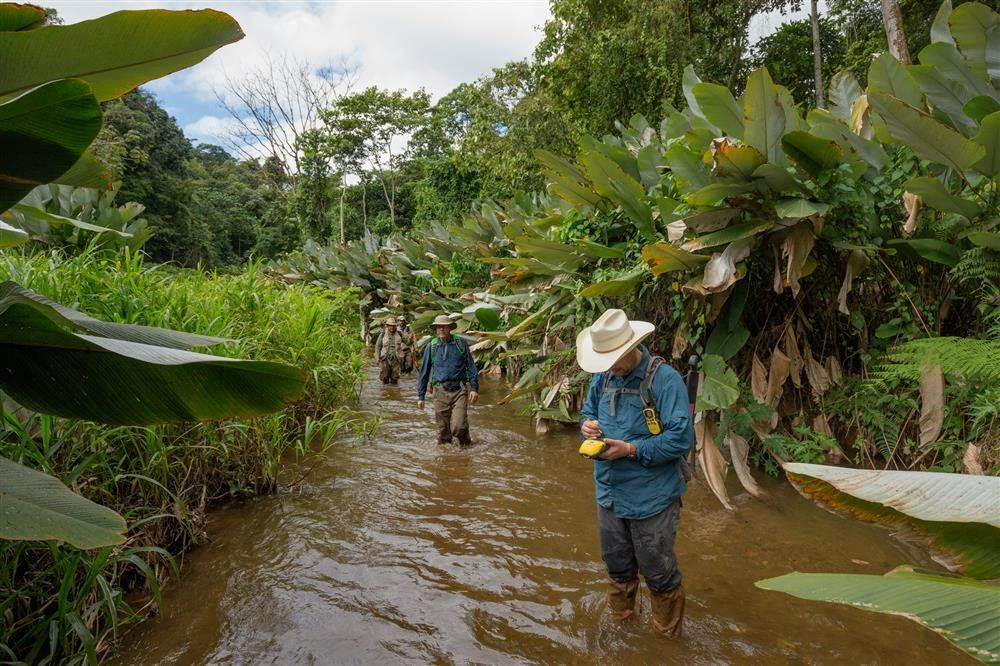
[576,308,694,637]
[417,314,479,445]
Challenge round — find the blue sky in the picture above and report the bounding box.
[51,1,814,150]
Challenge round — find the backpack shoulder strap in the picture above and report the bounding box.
[639,355,666,408]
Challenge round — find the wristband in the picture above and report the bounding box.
[627,443,637,458]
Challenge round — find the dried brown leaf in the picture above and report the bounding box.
[902,192,922,237]
[751,353,768,404]
[694,413,734,510]
[837,249,870,315]
[783,326,803,389]
[727,431,767,499]
[804,349,832,399]
[781,222,816,297]
[767,346,792,405]
[672,324,688,360]
[826,355,844,386]
[963,443,984,475]
[919,365,944,447]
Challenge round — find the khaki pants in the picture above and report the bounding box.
[379,356,400,384]
[432,386,470,445]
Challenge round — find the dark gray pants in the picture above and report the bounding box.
[598,501,681,594]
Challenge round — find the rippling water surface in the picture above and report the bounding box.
[113,369,968,664]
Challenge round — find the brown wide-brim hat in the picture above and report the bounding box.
[576,308,655,373]
[384,316,399,326]
[431,314,457,329]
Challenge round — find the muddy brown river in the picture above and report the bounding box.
[113,369,969,664]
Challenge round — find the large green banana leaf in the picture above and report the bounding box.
[784,462,1000,579]
[757,567,1000,664]
[0,3,45,31]
[0,9,244,102]
[0,79,102,212]
[0,456,126,549]
[0,282,306,424]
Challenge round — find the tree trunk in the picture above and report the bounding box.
[339,175,346,245]
[810,0,824,108]
[880,0,912,64]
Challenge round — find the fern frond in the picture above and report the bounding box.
[950,247,1000,295]
[876,336,1000,384]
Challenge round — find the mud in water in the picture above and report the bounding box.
[112,369,970,665]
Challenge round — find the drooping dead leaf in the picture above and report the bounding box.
[783,326,803,389]
[694,412,734,510]
[918,365,945,447]
[727,431,767,499]
[803,345,832,399]
[851,93,872,138]
[772,244,783,294]
[902,192,922,237]
[672,324,688,360]
[767,346,791,406]
[751,353,768,404]
[707,288,731,323]
[535,416,550,436]
[963,443,984,475]
[702,238,751,292]
[542,378,565,408]
[667,219,686,242]
[826,355,844,386]
[812,413,834,437]
[837,249,870,315]
[781,222,816,297]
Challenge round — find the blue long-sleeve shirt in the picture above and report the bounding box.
[417,336,479,400]
[581,345,694,519]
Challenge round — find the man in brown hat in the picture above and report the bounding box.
[576,308,694,637]
[375,316,404,385]
[417,314,478,445]
[398,316,416,374]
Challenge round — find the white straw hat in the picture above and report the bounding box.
[575,309,655,373]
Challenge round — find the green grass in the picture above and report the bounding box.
[0,247,366,664]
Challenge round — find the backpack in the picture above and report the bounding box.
[427,335,471,388]
[597,354,693,482]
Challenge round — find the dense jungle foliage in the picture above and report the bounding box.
[0,0,997,663]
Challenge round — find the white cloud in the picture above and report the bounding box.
[52,1,551,104]
[184,114,240,144]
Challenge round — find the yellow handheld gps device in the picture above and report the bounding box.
[579,439,608,459]
[642,407,662,435]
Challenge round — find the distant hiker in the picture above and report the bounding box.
[576,308,694,638]
[399,316,415,375]
[376,316,404,385]
[417,314,478,445]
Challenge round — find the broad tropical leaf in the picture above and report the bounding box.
[783,462,1000,579]
[756,567,1000,664]
[642,242,709,275]
[903,176,982,218]
[0,79,102,212]
[973,111,1000,177]
[0,3,45,31]
[889,238,962,266]
[781,131,843,177]
[0,220,28,247]
[0,9,244,101]
[696,354,740,411]
[868,53,923,108]
[774,198,829,219]
[0,456,126,549]
[744,68,787,164]
[692,82,744,137]
[681,219,774,252]
[827,71,862,124]
[579,278,641,298]
[949,1,1000,81]
[869,91,986,170]
[0,284,306,425]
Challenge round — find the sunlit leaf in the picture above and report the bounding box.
[744,68,787,164]
[642,242,709,275]
[0,456,126,549]
[756,567,1000,664]
[712,139,765,180]
[0,9,245,101]
[692,82,744,137]
[774,198,829,219]
[783,462,1000,579]
[0,3,45,31]
[696,354,740,411]
[827,71,861,123]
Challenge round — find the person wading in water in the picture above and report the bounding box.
[399,316,416,375]
[576,308,694,637]
[417,314,478,445]
[375,316,404,385]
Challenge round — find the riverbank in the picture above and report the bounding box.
[0,248,365,663]
[109,367,970,664]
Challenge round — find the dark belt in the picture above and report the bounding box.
[438,380,464,391]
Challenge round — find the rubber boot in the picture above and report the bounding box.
[649,584,685,638]
[606,579,639,620]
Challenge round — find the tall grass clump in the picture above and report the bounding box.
[0,247,365,664]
